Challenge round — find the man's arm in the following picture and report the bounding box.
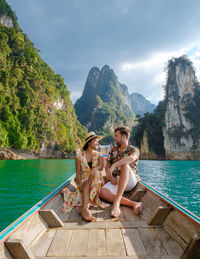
[108,147,139,174]
[105,161,118,185]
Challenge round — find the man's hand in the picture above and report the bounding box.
[107,165,117,185]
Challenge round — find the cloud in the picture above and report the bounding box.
[6,0,200,105]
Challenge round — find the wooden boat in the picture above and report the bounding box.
[0,173,200,259]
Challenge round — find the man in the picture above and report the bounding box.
[100,126,142,218]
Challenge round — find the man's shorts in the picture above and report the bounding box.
[101,168,138,195]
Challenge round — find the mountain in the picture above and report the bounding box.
[74,65,135,143]
[130,92,156,116]
[0,0,87,157]
[133,56,200,160]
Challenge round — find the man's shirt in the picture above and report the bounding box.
[107,144,139,178]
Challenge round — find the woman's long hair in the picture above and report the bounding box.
[83,137,97,151]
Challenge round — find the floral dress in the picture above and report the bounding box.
[62,151,108,212]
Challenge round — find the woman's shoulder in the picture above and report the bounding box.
[76,151,85,160]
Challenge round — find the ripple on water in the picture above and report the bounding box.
[138,160,200,216]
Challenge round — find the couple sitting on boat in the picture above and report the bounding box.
[62,126,143,221]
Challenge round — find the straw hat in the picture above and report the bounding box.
[83,131,103,149]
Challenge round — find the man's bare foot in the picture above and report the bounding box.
[133,202,143,215]
[78,207,96,222]
[111,201,121,218]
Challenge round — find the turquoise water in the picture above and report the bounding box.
[0,159,199,232]
[0,159,75,232]
[138,160,200,216]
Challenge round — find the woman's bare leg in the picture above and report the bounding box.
[79,181,96,221]
[82,181,90,208]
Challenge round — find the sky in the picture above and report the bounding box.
[6,0,200,105]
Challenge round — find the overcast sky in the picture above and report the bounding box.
[6,0,200,105]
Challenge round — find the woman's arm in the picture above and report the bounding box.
[96,154,104,171]
[88,153,103,183]
[75,157,83,191]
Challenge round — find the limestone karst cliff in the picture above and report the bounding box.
[133,56,200,160]
[74,65,135,143]
[163,57,200,160]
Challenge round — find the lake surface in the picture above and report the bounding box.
[0,159,199,231]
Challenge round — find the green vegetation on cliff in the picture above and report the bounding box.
[0,5,86,152]
[75,65,135,144]
[132,101,166,156]
[184,82,200,148]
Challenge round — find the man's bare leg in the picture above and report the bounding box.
[111,164,130,217]
[100,187,142,216]
[100,188,136,207]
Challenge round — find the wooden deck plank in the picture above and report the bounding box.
[42,194,63,214]
[96,206,126,222]
[141,191,166,212]
[65,207,84,222]
[87,229,107,256]
[118,206,126,222]
[138,228,167,256]
[62,221,152,229]
[140,204,152,221]
[130,189,146,202]
[96,207,112,221]
[147,206,171,225]
[163,210,200,247]
[155,228,184,255]
[163,224,187,249]
[96,229,107,256]
[37,256,179,259]
[122,206,140,222]
[58,210,70,222]
[87,229,96,256]
[47,230,72,256]
[122,229,147,256]
[31,230,56,257]
[11,213,47,247]
[68,230,89,256]
[106,229,126,256]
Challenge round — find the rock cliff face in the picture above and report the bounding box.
[0,15,13,27]
[163,57,200,160]
[138,132,158,160]
[130,92,156,116]
[133,56,200,160]
[74,65,135,143]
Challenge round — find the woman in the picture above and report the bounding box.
[62,132,108,221]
